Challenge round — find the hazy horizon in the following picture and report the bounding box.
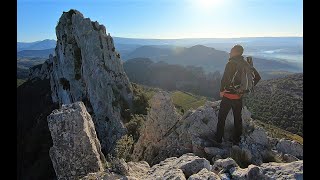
[18,36,303,43]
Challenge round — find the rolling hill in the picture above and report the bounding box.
[17,57,47,69]
[124,45,301,73]
[244,73,303,136]
[17,48,55,58]
[123,58,221,99]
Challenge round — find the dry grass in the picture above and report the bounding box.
[254,119,303,144]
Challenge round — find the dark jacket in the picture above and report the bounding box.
[220,55,261,93]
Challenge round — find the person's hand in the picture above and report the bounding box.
[220,91,225,97]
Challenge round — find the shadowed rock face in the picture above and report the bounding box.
[17,78,58,180]
[47,102,106,180]
[30,9,134,153]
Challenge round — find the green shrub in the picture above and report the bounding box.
[131,83,152,115]
[244,74,303,137]
[230,146,251,168]
[125,115,146,142]
[262,150,283,163]
[114,135,134,161]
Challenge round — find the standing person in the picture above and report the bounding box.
[214,44,261,145]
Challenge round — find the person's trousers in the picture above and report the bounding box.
[216,96,243,143]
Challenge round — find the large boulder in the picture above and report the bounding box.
[47,102,106,179]
[245,127,269,147]
[49,9,133,153]
[276,139,303,159]
[132,91,182,163]
[148,153,211,179]
[212,158,238,173]
[239,126,271,165]
[213,158,303,180]
[132,92,252,165]
[80,153,213,179]
[228,160,303,180]
[79,153,302,180]
[188,168,220,180]
[260,160,303,179]
[126,161,150,178]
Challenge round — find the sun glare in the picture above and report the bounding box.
[196,0,222,9]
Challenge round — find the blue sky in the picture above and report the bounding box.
[17,0,303,42]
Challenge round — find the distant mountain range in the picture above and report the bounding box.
[124,45,301,72]
[17,36,302,51]
[113,36,302,47]
[17,39,56,51]
[17,37,303,73]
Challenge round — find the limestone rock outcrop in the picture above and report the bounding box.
[34,9,133,153]
[61,90,302,179]
[259,160,303,179]
[133,92,251,164]
[228,160,303,180]
[47,102,106,179]
[188,168,220,180]
[276,139,303,159]
[132,91,183,163]
[82,153,211,180]
[80,153,303,180]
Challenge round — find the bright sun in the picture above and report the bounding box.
[195,0,222,9]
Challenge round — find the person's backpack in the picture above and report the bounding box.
[230,57,255,94]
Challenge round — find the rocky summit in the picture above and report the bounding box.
[80,153,302,180]
[132,92,303,167]
[29,9,133,153]
[133,91,251,165]
[47,93,303,179]
[23,9,303,180]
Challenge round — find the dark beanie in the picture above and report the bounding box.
[232,44,244,55]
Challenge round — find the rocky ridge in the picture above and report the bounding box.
[80,153,302,180]
[29,9,133,153]
[47,93,303,179]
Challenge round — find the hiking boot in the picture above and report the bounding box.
[232,139,240,146]
[232,141,239,146]
[232,138,240,146]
